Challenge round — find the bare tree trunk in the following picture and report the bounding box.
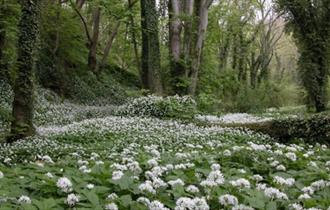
[188,0,213,95]
[88,6,101,73]
[169,0,186,94]
[140,0,163,94]
[128,0,141,82]
[8,0,41,142]
[183,0,194,77]
[99,21,121,68]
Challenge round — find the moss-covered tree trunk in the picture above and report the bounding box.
[140,0,163,94]
[301,41,328,112]
[8,0,41,142]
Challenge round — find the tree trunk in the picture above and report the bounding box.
[305,43,328,112]
[183,0,194,78]
[8,0,41,142]
[188,0,212,95]
[128,0,141,82]
[88,6,101,73]
[169,0,186,95]
[140,0,163,94]
[99,21,121,69]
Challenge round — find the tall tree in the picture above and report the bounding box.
[8,0,41,142]
[140,0,163,93]
[275,0,330,112]
[168,0,213,95]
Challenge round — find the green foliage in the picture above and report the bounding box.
[273,114,330,143]
[0,0,20,82]
[275,0,330,112]
[116,95,197,119]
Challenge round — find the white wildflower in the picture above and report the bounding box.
[112,171,124,181]
[149,200,169,210]
[139,181,156,194]
[107,193,118,200]
[298,193,311,200]
[252,174,263,182]
[57,177,73,193]
[219,194,238,206]
[86,183,94,190]
[186,185,200,193]
[273,176,295,186]
[66,193,79,206]
[285,152,297,161]
[276,165,286,171]
[230,178,251,188]
[105,203,118,210]
[264,187,288,200]
[18,195,31,204]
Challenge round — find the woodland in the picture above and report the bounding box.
[0,0,330,209]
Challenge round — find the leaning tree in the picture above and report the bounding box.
[8,0,41,142]
[275,0,330,112]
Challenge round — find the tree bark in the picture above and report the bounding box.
[8,0,41,142]
[188,0,213,95]
[169,0,186,95]
[128,0,141,82]
[87,6,101,73]
[140,0,163,94]
[99,21,121,69]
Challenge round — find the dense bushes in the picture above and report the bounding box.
[272,114,330,143]
[231,114,330,143]
[116,95,197,119]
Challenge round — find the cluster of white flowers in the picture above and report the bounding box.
[112,171,124,181]
[56,177,73,193]
[104,203,118,210]
[139,180,156,194]
[18,195,31,204]
[263,187,288,200]
[219,194,238,206]
[285,152,297,161]
[196,113,272,124]
[149,200,170,210]
[175,197,209,210]
[201,164,225,187]
[66,193,79,206]
[186,185,200,193]
[86,183,95,190]
[273,176,295,186]
[230,178,251,189]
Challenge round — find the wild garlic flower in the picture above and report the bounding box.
[66,193,79,206]
[219,194,238,206]
[105,203,118,210]
[112,171,124,181]
[57,177,73,193]
[18,195,31,204]
[230,178,251,189]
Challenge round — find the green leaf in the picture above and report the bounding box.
[266,201,277,210]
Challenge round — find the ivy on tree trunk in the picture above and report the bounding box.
[8,0,41,142]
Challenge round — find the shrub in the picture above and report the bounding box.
[116,95,197,119]
[272,114,330,143]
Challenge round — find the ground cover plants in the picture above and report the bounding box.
[1,95,330,210]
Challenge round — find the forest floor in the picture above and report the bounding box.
[0,93,330,210]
